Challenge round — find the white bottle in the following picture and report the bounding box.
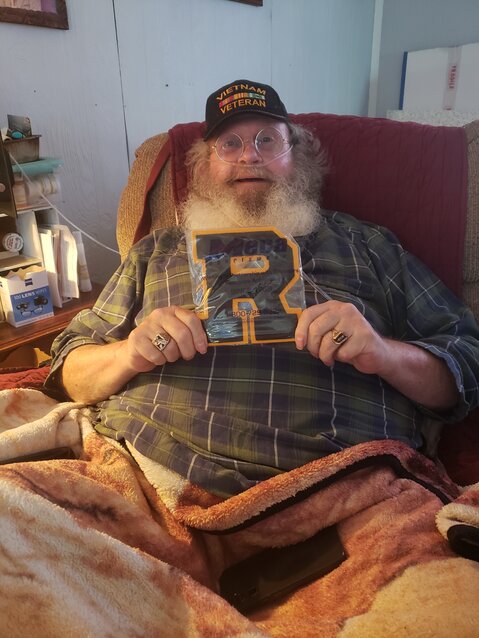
[0,231,23,252]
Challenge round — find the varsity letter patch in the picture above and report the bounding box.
[188,227,305,345]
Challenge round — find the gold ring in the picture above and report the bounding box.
[331,329,348,345]
[152,332,171,352]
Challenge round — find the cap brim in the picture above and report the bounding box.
[203,110,289,140]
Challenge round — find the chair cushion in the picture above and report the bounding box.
[464,120,479,317]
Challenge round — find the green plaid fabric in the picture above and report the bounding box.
[47,211,479,497]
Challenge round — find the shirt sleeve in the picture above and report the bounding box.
[45,247,144,392]
[367,224,479,423]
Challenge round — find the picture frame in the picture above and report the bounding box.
[0,0,68,30]
[229,0,263,6]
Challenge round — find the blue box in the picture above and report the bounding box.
[0,268,54,327]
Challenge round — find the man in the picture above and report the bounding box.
[47,79,479,498]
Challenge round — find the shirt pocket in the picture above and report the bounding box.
[305,274,375,306]
[321,275,375,300]
[304,274,393,334]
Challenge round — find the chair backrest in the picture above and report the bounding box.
[117,114,479,320]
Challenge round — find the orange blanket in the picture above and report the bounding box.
[1,389,478,637]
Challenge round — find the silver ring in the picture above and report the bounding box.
[331,329,349,345]
[152,332,171,352]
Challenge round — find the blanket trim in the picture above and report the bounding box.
[204,454,454,535]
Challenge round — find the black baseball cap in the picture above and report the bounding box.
[204,79,289,140]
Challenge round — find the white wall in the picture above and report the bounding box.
[271,0,374,117]
[375,0,479,117]
[116,0,376,162]
[0,0,376,283]
[0,0,128,282]
[114,0,274,161]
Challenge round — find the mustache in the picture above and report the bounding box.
[226,165,276,182]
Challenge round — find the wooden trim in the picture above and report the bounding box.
[0,1,68,30]
[229,0,263,6]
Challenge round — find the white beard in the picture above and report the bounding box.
[182,170,321,237]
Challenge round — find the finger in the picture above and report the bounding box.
[318,328,351,366]
[127,326,172,368]
[295,303,332,349]
[150,331,183,364]
[303,314,339,358]
[156,311,206,360]
[174,307,209,354]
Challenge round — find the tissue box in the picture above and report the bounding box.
[0,267,53,327]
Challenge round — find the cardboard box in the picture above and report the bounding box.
[400,42,479,111]
[0,267,53,327]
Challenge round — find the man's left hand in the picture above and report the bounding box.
[295,301,388,375]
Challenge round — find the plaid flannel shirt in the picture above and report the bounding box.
[47,211,479,497]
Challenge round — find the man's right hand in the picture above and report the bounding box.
[125,305,209,372]
[60,306,208,403]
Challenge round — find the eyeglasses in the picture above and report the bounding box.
[212,126,293,163]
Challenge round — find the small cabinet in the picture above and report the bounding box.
[0,131,62,276]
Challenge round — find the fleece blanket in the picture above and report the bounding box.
[1,388,478,638]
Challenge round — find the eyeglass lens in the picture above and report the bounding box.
[215,127,290,162]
